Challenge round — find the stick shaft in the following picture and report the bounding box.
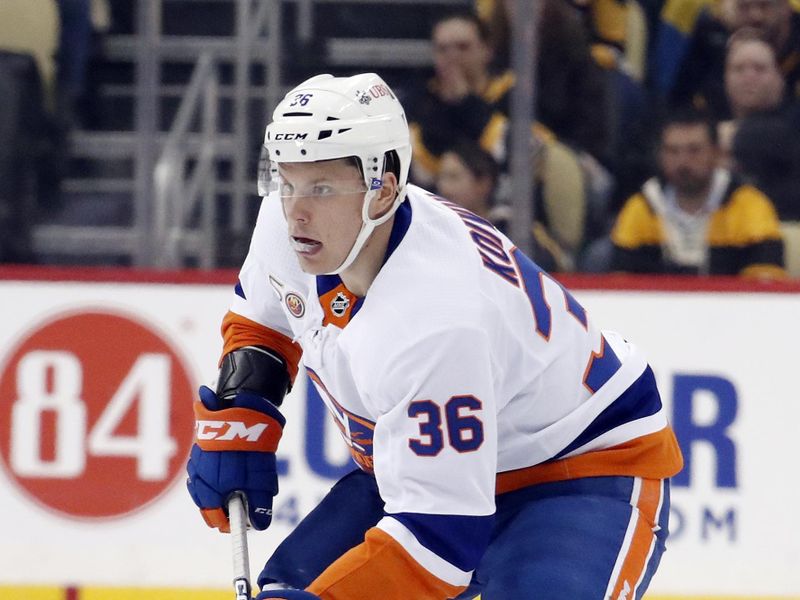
[229,493,252,599]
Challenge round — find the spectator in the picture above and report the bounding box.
[668,2,737,115]
[405,11,513,186]
[712,27,800,221]
[435,142,505,224]
[725,27,786,119]
[436,142,572,271]
[477,0,614,166]
[670,0,800,118]
[739,0,799,66]
[650,0,730,100]
[728,31,800,219]
[718,27,786,164]
[610,110,785,277]
[477,0,623,253]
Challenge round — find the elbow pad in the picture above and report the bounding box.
[216,345,291,406]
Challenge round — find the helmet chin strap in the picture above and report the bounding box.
[325,184,407,276]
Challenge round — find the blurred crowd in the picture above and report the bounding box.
[1,0,799,278]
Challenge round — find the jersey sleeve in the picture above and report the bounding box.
[307,325,498,599]
[220,195,303,379]
[220,311,302,383]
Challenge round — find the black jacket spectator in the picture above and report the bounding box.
[611,172,785,276]
[0,51,53,263]
[733,102,800,220]
[670,8,732,116]
[671,7,800,118]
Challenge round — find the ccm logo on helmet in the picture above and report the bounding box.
[274,132,308,140]
[196,420,268,442]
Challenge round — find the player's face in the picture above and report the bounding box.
[279,159,367,274]
[436,152,492,217]
[725,40,785,114]
[658,124,718,196]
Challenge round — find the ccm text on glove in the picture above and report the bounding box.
[186,386,285,532]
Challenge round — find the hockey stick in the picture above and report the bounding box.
[229,493,252,600]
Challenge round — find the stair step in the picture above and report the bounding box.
[68,131,137,157]
[60,178,256,196]
[326,38,432,67]
[67,130,238,158]
[103,35,272,63]
[61,178,135,195]
[98,82,274,100]
[32,225,141,255]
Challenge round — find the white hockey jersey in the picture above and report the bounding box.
[224,184,682,598]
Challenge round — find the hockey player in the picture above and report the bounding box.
[186,72,683,600]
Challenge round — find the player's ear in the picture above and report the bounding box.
[371,171,398,219]
[382,170,398,199]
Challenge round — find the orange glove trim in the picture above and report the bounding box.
[201,507,231,533]
[193,401,283,452]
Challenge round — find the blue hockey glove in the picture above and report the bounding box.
[255,591,321,599]
[186,385,285,532]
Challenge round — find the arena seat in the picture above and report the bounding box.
[624,0,648,82]
[781,221,800,278]
[541,139,587,260]
[0,0,60,109]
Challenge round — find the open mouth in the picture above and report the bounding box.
[290,236,321,254]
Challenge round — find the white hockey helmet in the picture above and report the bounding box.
[261,73,412,274]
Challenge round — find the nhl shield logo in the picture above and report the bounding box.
[330,291,350,317]
[285,292,305,318]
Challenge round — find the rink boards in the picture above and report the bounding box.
[0,268,798,598]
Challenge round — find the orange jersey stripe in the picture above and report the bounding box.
[609,479,664,599]
[496,426,683,495]
[307,527,465,600]
[220,311,302,382]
